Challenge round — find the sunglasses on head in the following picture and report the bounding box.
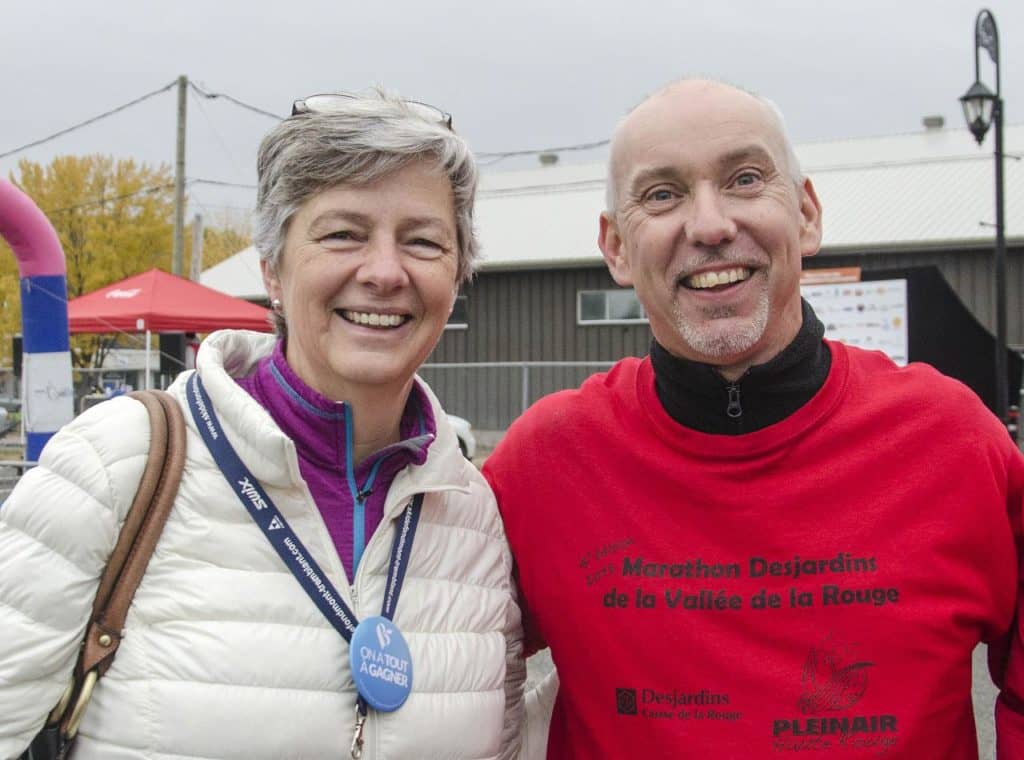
[291,93,453,130]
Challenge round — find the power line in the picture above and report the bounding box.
[186,78,609,163]
[186,78,612,162]
[189,88,246,177]
[43,183,176,215]
[188,187,254,217]
[0,81,178,160]
[193,202,255,213]
[478,178,605,199]
[29,177,246,217]
[476,138,610,161]
[190,178,257,189]
[189,81,283,121]
[1,73,611,181]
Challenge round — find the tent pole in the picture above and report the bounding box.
[145,330,152,390]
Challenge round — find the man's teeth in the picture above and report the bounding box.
[341,310,405,327]
[686,268,751,289]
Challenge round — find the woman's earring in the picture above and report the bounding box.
[272,298,284,315]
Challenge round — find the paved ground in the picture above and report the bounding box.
[975,644,997,758]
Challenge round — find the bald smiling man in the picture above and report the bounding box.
[486,80,1024,758]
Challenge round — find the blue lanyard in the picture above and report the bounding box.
[184,372,422,642]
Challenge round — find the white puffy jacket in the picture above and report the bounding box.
[0,330,525,759]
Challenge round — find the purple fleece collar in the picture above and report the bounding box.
[235,339,436,578]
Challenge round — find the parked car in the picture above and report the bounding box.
[447,414,477,460]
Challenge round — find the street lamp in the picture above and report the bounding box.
[959,8,1008,426]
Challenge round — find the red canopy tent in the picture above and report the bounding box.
[67,268,271,333]
[67,268,272,388]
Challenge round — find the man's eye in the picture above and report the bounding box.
[734,172,761,187]
[411,238,441,248]
[645,188,677,203]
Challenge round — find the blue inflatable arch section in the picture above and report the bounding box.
[0,179,73,461]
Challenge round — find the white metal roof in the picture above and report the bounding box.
[200,245,266,301]
[202,123,1024,297]
[802,124,1024,253]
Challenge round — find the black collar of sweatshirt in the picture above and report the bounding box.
[651,299,831,435]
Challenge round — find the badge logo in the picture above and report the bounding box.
[350,615,414,712]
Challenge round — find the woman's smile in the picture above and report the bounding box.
[338,308,412,329]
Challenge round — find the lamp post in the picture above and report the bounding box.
[959,8,1008,426]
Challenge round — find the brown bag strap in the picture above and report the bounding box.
[56,389,186,738]
[87,391,171,624]
[81,389,186,676]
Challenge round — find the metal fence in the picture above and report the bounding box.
[0,360,617,453]
[419,361,615,431]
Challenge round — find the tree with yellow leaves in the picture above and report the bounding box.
[0,154,251,368]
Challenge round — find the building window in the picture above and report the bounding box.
[577,289,648,325]
[445,295,468,330]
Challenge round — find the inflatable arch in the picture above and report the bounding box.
[0,178,73,461]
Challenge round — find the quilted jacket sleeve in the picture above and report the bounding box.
[500,575,527,760]
[0,396,149,758]
[519,667,558,760]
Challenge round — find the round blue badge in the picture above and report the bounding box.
[349,616,414,712]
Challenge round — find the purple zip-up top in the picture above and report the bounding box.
[236,340,436,580]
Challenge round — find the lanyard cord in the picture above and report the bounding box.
[185,373,423,642]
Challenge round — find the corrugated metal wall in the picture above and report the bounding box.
[431,266,651,362]
[422,245,1023,429]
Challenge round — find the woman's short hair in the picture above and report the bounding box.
[254,90,479,334]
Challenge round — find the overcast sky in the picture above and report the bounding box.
[2,0,1021,225]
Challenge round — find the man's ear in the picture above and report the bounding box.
[260,258,281,304]
[599,211,633,286]
[798,177,823,260]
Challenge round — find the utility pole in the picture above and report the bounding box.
[172,74,188,276]
[190,213,204,281]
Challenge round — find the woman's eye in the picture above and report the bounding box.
[408,238,445,256]
[317,230,358,247]
[321,230,354,242]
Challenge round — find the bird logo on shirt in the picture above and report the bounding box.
[798,638,873,714]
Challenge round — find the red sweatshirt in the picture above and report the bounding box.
[485,341,1024,759]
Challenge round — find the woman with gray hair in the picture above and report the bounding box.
[0,91,526,759]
